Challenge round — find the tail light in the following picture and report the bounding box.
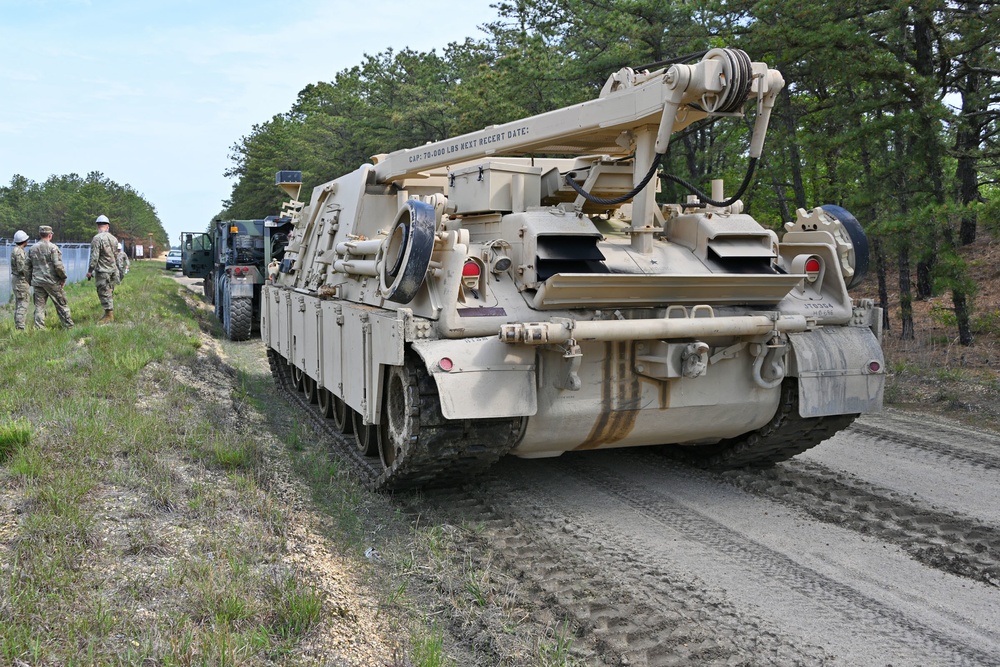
[804,256,822,283]
[790,255,826,284]
[462,259,481,289]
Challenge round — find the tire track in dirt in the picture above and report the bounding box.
[714,457,1000,586]
[851,423,1000,472]
[409,479,834,667]
[556,457,1000,666]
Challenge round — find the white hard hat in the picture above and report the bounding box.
[13,230,28,243]
[96,214,110,224]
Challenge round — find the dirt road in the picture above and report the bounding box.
[182,265,998,664]
[386,409,1000,666]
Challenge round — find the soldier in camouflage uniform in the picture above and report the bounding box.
[9,230,31,330]
[26,225,74,329]
[115,246,130,283]
[86,214,119,324]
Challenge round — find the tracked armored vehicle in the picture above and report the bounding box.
[262,48,885,490]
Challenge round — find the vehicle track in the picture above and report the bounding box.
[852,411,1000,471]
[667,454,1000,587]
[268,349,519,490]
[406,481,835,666]
[265,345,1000,664]
[549,455,1000,665]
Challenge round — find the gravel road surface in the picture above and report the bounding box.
[405,410,1000,665]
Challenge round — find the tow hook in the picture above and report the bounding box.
[557,340,583,391]
[751,335,787,389]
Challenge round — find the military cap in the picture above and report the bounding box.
[38,225,53,235]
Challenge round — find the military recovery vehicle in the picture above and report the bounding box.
[262,48,885,490]
[182,216,293,340]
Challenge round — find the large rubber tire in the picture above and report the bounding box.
[379,200,436,304]
[224,291,253,342]
[820,204,870,289]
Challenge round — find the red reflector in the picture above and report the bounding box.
[439,358,454,372]
[462,260,481,277]
[868,361,882,373]
[805,258,822,273]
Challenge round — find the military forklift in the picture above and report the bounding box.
[182,201,295,340]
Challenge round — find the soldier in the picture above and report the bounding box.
[115,245,131,283]
[86,214,120,323]
[26,225,74,329]
[9,230,30,330]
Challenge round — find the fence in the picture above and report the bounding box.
[1,240,91,304]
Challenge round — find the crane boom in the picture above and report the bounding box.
[372,48,784,184]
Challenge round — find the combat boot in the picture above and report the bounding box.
[98,309,114,324]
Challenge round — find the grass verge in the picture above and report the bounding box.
[0,264,326,665]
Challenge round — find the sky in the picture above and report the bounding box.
[0,0,500,248]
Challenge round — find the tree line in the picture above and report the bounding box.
[222,0,999,346]
[0,171,168,252]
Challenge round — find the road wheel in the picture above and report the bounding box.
[302,374,318,404]
[352,409,378,457]
[378,359,419,469]
[317,387,334,418]
[333,396,353,434]
[291,366,304,392]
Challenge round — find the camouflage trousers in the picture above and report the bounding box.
[95,271,116,310]
[12,281,29,330]
[33,283,74,329]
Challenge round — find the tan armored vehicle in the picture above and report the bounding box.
[262,48,884,489]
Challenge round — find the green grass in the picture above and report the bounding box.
[0,263,334,664]
[1,262,590,665]
[0,417,31,461]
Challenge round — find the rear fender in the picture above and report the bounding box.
[411,338,537,419]
[787,327,885,417]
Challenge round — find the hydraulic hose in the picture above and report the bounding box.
[565,153,663,207]
[663,157,758,208]
[566,155,758,209]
